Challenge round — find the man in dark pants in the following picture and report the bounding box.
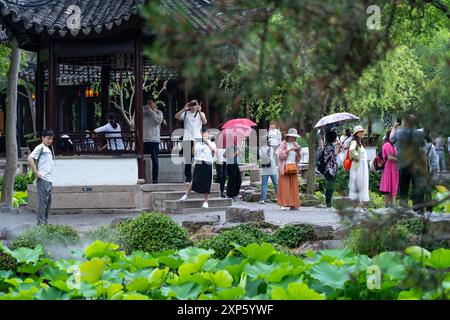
[27,129,55,225]
[143,99,164,183]
[391,114,426,211]
[175,100,207,183]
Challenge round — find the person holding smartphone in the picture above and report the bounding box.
[175,100,207,183]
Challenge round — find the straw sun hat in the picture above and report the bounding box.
[285,128,300,138]
[352,125,366,135]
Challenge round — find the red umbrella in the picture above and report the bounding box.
[216,125,251,149]
[222,118,257,129]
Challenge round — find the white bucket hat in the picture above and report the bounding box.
[352,125,365,135]
[285,128,300,138]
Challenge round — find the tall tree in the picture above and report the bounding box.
[1,39,20,210]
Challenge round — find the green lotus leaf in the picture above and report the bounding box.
[0,270,13,279]
[178,254,210,277]
[40,265,69,282]
[397,288,423,300]
[310,262,351,289]
[206,270,233,288]
[128,251,159,269]
[84,240,120,260]
[372,252,406,281]
[405,246,432,262]
[123,292,151,300]
[35,287,68,300]
[244,261,278,279]
[148,267,169,289]
[426,248,450,270]
[8,245,44,264]
[107,283,123,299]
[236,243,277,262]
[161,281,203,300]
[271,282,325,300]
[79,257,105,284]
[178,247,214,261]
[157,255,183,269]
[126,277,150,292]
[200,287,245,300]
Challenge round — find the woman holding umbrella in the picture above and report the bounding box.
[277,128,302,210]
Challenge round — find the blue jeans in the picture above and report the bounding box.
[436,150,445,171]
[260,175,278,201]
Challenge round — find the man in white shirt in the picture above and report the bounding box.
[28,129,55,225]
[175,100,207,183]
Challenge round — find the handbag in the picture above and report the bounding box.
[284,163,297,175]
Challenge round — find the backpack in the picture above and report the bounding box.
[316,148,326,174]
[261,146,272,168]
[373,149,385,171]
[343,149,352,171]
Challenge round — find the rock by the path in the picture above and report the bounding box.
[110,216,134,226]
[190,225,217,242]
[291,222,335,240]
[182,215,221,233]
[226,207,265,223]
[0,227,12,240]
[312,240,345,251]
[427,215,450,240]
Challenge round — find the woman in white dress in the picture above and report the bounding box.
[348,125,370,205]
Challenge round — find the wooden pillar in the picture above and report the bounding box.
[35,58,44,133]
[101,66,110,116]
[202,92,209,124]
[134,38,144,180]
[47,40,57,131]
[168,89,173,134]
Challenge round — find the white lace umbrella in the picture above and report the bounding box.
[314,112,359,128]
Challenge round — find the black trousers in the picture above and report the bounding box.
[398,165,425,211]
[325,176,335,208]
[181,140,195,182]
[215,163,227,193]
[144,142,159,183]
[226,164,242,198]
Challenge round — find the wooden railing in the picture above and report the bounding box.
[52,131,137,155]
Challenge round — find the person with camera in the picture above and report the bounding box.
[277,128,302,210]
[175,100,207,183]
[259,139,278,204]
[143,98,164,184]
[179,128,216,208]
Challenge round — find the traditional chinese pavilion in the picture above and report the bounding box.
[0,0,242,184]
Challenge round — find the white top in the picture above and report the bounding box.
[286,142,296,164]
[214,148,226,164]
[30,143,54,183]
[180,111,205,141]
[448,137,450,152]
[94,123,125,150]
[194,141,214,163]
[267,129,282,147]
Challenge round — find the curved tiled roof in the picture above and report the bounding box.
[0,0,259,48]
[0,0,143,38]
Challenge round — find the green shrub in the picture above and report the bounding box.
[368,191,385,209]
[11,224,80,249]
[198,224,270,259]
[0,174,34,192]
[85,225,122,245]
[271,224,316,248]
[0,251,17,271]
[118,212,192,254]
[346,223,415,256]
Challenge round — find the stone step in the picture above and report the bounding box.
[167,207,230,214]
[164,198,232,210]
[142,183,220,192]
[151,190,221,210]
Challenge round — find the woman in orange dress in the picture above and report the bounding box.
[277,128,302,210]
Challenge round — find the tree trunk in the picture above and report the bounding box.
[1,40,21,210]
[305,131,316,195]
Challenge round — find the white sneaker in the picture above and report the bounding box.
[280,206,289,210]
[202,202,209,208]
[259,200,265,204]
[179,194,188,201]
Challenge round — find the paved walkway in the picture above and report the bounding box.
[0,201,340,239]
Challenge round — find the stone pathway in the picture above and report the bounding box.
[0,200,341,239]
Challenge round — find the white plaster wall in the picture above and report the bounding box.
[51,158,138,186]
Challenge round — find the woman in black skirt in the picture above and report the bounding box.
[179,130,216,208]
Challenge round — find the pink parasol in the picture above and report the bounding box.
[222,118,257,129]
[216,125,252,149]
